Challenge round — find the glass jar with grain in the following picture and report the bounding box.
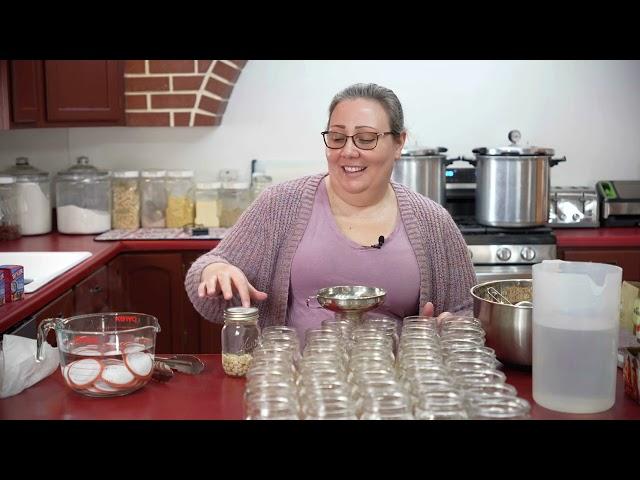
[111,170,140,229]
[140,169,167,228]
[222,306,261,377]
[165,170,195,228]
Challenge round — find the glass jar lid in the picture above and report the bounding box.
[113,170,140,178]
[224,307,259,323]
[141,169,167,178]
[56,156,110,180]
[1,157,50,182]
[166,169,194,178]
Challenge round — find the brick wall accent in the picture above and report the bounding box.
[124,60,247,127]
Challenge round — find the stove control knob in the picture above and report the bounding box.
[496,247,512,262]
[521,247,536,262]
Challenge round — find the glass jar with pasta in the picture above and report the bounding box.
[165,170,195,228]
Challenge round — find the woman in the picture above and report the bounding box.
[185,83,476,340]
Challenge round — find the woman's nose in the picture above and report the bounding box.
[341,137,360,156]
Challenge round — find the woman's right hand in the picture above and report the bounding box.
[197,262,268,308]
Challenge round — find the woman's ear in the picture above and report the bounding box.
[394,131,407,159]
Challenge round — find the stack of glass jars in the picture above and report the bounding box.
[240,313,532,421]
[194,181,221,228]
[111,170,140,229]
[0,157,52,236]
[165,170,195,228]
[140,169,167,228]
[0,176,21,240]
[55,156,111,234]
[243,325,300,420]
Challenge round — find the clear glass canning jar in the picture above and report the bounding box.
[0,157,51,236]
[165,170,195,228]
[111,170,140,229]
[466,396,531,420]
[221,306,261,377]
[140,169,167,228]
[194,181,221,228]
[219,181,250,227]
[0,176,21,240]
[55,156,111,234]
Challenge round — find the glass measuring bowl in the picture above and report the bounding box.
[36,313,161,397]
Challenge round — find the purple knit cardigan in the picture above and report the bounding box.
[184,173,477,326]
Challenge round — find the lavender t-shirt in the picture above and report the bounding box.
[287,179,421,343]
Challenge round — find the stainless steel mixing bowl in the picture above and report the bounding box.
[470,279,533,366]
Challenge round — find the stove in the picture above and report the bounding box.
[456,216,557,266]
[446,168,557,281]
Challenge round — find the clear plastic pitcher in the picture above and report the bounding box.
[532,260,622,413]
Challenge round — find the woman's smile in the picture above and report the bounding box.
[342,165,367,175]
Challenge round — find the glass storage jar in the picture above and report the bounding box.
[111,170,140,229]
[250,172,272,203]
[55,156,111,234]
[219,181,250,227]
[165,170,195,228]
[194,181,221,227]
[0,176,21,240]
[140,169,167,228]
[221,306,261,377]
[0,157,51,236]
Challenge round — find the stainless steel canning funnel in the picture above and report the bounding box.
[307,285,386,323]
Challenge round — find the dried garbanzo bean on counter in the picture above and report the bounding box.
[222,353,253,377]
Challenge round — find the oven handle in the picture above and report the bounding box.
[473,265,533,282]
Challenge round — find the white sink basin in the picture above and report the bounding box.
[0,251,92,293]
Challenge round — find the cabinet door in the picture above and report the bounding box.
[183,251,222,354]
[0,60,10,130]
[74,265,110,315]
[561,249,640,281]
[33,289,75,346]
[107,253,184,354]
[44,60,124,123]
[9,60,44,124]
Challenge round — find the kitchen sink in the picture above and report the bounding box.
[0,251,92,293]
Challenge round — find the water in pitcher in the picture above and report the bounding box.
[533,321,618,413]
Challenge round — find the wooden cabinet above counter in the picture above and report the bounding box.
[8,60,125,128]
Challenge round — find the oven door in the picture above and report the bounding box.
[473,265,532,282]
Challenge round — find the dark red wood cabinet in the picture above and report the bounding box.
[8,60,124,128]
[558,247,640,281]
[0,60,10,130]
[107,252,219,355]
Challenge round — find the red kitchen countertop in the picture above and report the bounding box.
[0,233,219,332]
[554,227,640,248]
[1,355,638,420]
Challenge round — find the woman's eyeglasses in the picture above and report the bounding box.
[321,131,393,150]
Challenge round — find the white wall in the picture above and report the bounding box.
[1,60,639,188]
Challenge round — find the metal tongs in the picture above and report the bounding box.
[151,355,205,382]
[486,287,533,307]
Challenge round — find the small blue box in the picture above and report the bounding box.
[0,264,24,305]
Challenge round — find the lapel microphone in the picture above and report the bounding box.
[370,235,385,249]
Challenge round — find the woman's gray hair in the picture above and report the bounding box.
[327,83,404,135]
